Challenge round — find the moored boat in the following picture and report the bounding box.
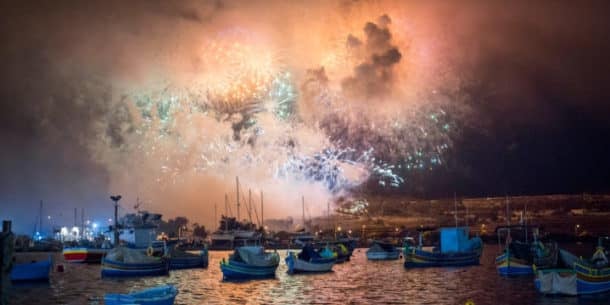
[10,255,52,282]
[63,247,109,263]
[534,239,610,295]
[286,244,335,274]
[220,246,279,280]
[366,241,401,260]
[169,248,208,270]
[101,247,169,277]
[495,225,558,276]
[404,227,482,268]
[105,284,178,305]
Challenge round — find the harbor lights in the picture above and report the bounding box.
[575,224,581,237]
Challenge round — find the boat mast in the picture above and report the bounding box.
[38,200,43,235]
[236,176,240,222]
[454,192,458,227]
[302,196,305,230]
[224,194,229,231]
[505,194,510,226]
[260,191,264,229]
[248,189,253,224]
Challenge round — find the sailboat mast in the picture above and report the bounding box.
[236,176,240,221]
[260,191,264,229]
[302,196,305,228]
[248,189,253,223]
[224,194,229,231]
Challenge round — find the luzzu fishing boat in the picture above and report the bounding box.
[101,247,169,277]
[286,244,335,274]
[404,227,483,268]
[105,284,178,305]
[169,248,209,270]
[366,241,401,260]
[220,246,280,280]
[10,255,52,282]
[534,238,610,295]
[495,225,558,276]
[63,247,109,263]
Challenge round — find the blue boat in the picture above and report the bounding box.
[286,244,335,274]
[169,248,208,270]
[366,241,401,260]
[10,255,52,282]
[220,246,279,280]
[495,225,558,276]
[534,238,610,295]
[101,247,169,277]
[105,284,178,305]
[404,227,483,268]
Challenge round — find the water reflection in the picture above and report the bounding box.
[9,246,610,305]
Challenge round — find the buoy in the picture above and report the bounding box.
[147,246,154,256]
[56,264,64,272]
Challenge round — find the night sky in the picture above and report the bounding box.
[1,0,610,233]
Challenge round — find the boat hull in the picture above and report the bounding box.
[101,258,169,277]
[285,253,334,273]
[169,255,208,270]
[220,259,278,280]
[404,248,481,268]
[366,250,400,261]
[495,253,533,276]
[63,247,108,263]
[10,257,52,282]
[105,284,178,305]
[535,265,610,295]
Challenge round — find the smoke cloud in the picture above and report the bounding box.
[1,1,609,233]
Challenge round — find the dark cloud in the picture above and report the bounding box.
[341,15,403,99]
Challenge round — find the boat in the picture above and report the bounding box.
[534,238,610,295]
[169,248,208,269]
[403,227,483,268]
[10,255,52,282]
[101,247,169,277]
[220,246,279,280]
[495,225,558,276]
[105,284,178,305]
[285,244,335,274]
[366,241,401,260]
[63,247,110,263]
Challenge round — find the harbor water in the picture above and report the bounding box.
[8,245,609,305]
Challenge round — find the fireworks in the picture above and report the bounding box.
[95,18,464,207]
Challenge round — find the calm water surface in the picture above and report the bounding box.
[9,245,610,305]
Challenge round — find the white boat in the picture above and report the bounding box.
[285,245,335,273]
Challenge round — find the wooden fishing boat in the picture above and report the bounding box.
[169,248,208,270]
[10,256,52,282]
[220,246,279,280]
[63,247,109,263]
[404,227,482,268]
[495,225,557,276]
[105,284,178,305]
[366,241,400,260]
[101,247,169,277]
[534,239,610,295]
[285,244,335,274]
